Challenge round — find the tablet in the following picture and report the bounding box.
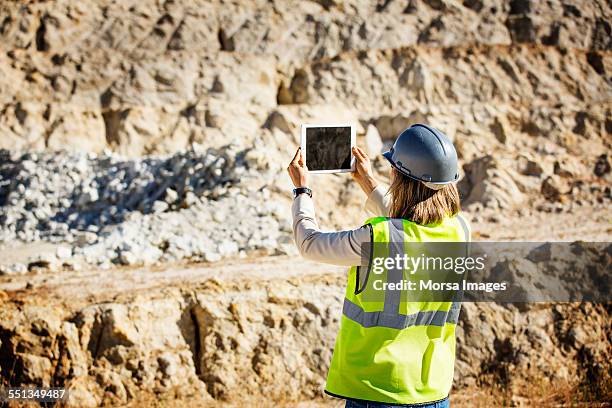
[300,124,355,173]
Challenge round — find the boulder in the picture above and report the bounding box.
[541,175,570,202]
[460,156,524,210]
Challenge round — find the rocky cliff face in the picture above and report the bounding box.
[1,260,610,407]
[1,0,610,156]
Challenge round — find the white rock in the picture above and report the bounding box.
[218,240,239,256]
[1,263,28,275]
[152,201,169,213]
[204,251,221,263]
[75,232,98,246]
[141,246,163,264]
[212,211,225,223]
[77,188,99,206]
[56,246,73,259]
[364,124,384,157]
[119,251,138,265]
[184,191,198,207]
[165,188,178,204]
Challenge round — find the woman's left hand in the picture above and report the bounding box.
[287,148,309,188]
[352,146,378,195]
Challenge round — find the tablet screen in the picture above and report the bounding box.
[305,126,352,171]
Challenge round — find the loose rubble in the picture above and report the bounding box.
[0,145,292,271]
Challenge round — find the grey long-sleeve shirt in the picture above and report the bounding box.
[292,185,391,266]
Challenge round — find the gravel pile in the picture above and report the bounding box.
[0,145,292,271]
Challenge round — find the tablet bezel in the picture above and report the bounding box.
[300,124,356,174]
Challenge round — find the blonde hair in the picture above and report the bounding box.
[388,169,460,225]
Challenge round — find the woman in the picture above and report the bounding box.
[287,124,470,408]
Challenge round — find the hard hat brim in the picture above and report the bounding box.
[382,150,459,185]
[383,149,413,179]
[382,150,393,163]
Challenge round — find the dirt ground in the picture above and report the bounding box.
[2,205,610,302]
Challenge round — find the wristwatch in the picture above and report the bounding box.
[293,187,312,198]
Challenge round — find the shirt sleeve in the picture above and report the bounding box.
[292,194,370,266]
[365,184,391,217]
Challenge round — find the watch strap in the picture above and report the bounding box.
[293,187,312,198]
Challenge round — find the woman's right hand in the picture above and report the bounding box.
[352,146,378,195]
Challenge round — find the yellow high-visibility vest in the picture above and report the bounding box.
[325,215,470,404]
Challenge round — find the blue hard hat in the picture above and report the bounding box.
[382,124,459,185]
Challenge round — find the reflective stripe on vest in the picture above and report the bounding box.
[343,297,462,329]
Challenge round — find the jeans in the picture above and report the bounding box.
[345,397,449,408]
